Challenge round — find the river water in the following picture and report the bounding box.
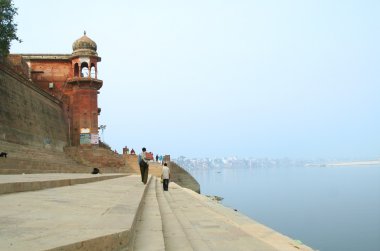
[188,165,380,251]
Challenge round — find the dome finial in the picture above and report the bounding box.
[84,30,86,35]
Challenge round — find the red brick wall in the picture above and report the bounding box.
[29,60,72,97]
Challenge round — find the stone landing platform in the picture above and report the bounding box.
[0,174,314,251]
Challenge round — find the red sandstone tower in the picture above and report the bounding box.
[13,32,103,146]
[66,32,102,146]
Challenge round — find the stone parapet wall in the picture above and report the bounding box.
[169,161,200,193]
[64,146,126,172]
[124,154,140,174]
[1,56,30,78]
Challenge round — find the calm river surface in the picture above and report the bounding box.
[188,165,380,251]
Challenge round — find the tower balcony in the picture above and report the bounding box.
[66,77,103,90]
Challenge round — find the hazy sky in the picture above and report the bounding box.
[10,0,380,159]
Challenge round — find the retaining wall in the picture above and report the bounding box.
[169,161,200,193]
[0,62,68,150]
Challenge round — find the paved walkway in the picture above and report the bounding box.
[0,173,315,251]
[0,174,145,251]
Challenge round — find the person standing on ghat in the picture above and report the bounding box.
[138,147,149,184]
[161,163,171,191]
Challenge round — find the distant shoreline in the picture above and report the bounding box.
[306,160,380,167]
[327,160,380,166]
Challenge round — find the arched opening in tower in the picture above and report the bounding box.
[81,62,89,77]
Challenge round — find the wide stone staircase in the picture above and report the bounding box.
[0,173,315,251]
[0,140,126,174]
[129,178,314,251]
[0,140,91,174]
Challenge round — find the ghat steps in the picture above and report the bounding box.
[0,140,125,174]
[0,140,90,174]
[0,174,314,251]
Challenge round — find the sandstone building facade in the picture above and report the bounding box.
[2,32,102,148]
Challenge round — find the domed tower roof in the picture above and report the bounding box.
[72,31,98,56]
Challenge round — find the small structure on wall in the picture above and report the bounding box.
[163,155,171,163]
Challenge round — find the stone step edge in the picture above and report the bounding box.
[0,174,128,195]
[124,175,155,251]
[45,229,130,251]
[40,175,153,251]
[127,176,165,251]
[155,177,194,251]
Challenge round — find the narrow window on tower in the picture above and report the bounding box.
[74,63,79,77]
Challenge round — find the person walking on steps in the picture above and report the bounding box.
[138,147,149,184]
[161,163,170,191]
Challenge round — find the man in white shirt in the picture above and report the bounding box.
[161,163,170,191]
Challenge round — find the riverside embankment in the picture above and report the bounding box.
[0,173,314,251]
[0,147,314,250]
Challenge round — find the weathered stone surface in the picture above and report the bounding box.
[0,175,145,251]
[0,63,68,150]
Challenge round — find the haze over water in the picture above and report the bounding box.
[187,163,380,251]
